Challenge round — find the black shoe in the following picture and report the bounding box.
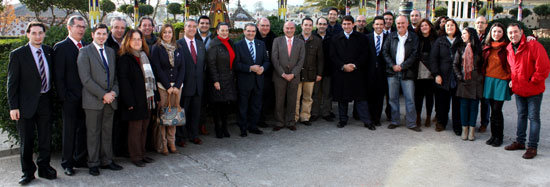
[74,161,89,168]
[222,129,231,138]
[486,137,496,145]
[89,167,100,176]
[373,121,381,126]
[132,160,146,167]
[240,130,248,137]
[388,124,399,129]
[364,123,376,130]
[408,126,422,132]
[491,138,503,147]
[248,128,263,135]
[142,157,155,163]
[329,112,336,118]
[257,121,269,128]
[301,121,312,126]
[337,121,347,128]
[454,130,462,136]
[323,116,335,122]
[310,115,319,122]
[64,167,75,176]
[38,166,57,180]
[100,162,123,171]
[18,174,35,185]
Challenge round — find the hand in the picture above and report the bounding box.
[128,106,134,110]
[509,81,512,88]
[256,66,264,75]
[167,87,174,94]
[214,82,221,90]
[435,75,442,85]
[103,93,115,104]
[343,64,355,72]
[392,65,402,72]
[286,74,294,81]
[316,75,322,82]
[250,65,260,73]
[526,36,536,42]
[10,109,19,121]
[172,87,180,95]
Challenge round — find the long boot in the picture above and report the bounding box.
[468,126,475,141]
[214,115,223,139]
[424,113,432,127]
[461,126,468,140]
[416,113,421,127]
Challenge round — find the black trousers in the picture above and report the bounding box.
[434,87,461,132]
[238,85,263,131]
[489,99,504,139]
[368,66,387,123]
[112,109,129,156]
[177,94,202,142]
[414,79,435,116]
[18,94,52,175]
[61,99,88,168]
[260,76,275,123]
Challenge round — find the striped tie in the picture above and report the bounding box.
[36,49,47,92]
[249,42,255,61]
[376,35,381,56]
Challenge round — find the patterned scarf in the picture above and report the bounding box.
[462,43,474,80]
[160,40,176,67]
[131,50,157,109]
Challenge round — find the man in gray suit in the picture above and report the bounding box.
[77,24,122,176]
[271,21,305,131]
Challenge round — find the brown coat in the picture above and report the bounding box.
[296,34,324,82]
[453,44,483,99]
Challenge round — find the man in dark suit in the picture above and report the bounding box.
[105,17,126,54]
[366,16,388,127]
[8,21,57,185]
[234,23,270,137]
[77,24,123,176]
[271,21,305,131]
[408,10,421,33]
[176,19,206,145]
[53,15,88,176]
[196,15,212,136]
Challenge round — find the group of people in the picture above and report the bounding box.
[7,7,550,185]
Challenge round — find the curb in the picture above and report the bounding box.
[0,147,19,158]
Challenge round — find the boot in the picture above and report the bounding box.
[416,113,421,127]
[168,143,178,153]
[424,113,432,127]
[200,124,210,135]
[468,126,475,141]
[461,126,468,140]
[161,143,169,156]
[214,118,223,139]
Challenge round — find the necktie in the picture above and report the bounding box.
[190,41,197,64]
[287,39,292,57]
[249,41,255,62]
[376,35,381,56]
[99,48,110,90]
[36,49,47,92]
[77,42,83,49]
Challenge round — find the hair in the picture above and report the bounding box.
[67,15,85,26]
[316,17,328,24]
[92,23,109,33]
[444,19,461,38]
[216,22,229,31]
[198,15,210,23]
[462,27,481,53]
[244,23,256,30]
[415,18,437,40]
[373,16,385,24]
[26,21,47,33]
[302,17,313,25]
[156,23,176,45]
[507,23,522,30]
[185,19,197,26]
[110,17,127,27]
[342,15,354,24]
[484,22,509,46]
[434,16,449,35]
[119,29,149,56]
[382,12,394,17]
[138,16,155,27]
[328,7,338,14]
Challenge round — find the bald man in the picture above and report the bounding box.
[408,10,421,32]
[354,15,370,34]
[255,17,278,128]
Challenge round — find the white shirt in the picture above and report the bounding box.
[395,31,408,66]
[93,41,109,65]
[383,29,391,35]
[29,43,51,92]
[68,35,82,49]
[344,30,353,39]
[184,35,198,52]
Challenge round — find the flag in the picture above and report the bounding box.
[134,0,139,27]
[517,0,523,21]
[89,0,100,26]
[279,0,287,21]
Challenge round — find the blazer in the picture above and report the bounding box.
[7,44,54,118]
[53,38,87,102]
[150,43,186,89]
[366,32,388,70]
[383,31,419,80]
[296,34,324,82]
[77,43,118,110]
[176,37,206,97]
[116,53,151,121]
[234,38,271,91]
[271,36,306,81]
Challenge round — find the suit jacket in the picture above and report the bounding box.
[366,32,388,82]
[77,43,118,110]
[271,36,305,82]
[383,31,419,80]
[176,37,206,97]
[7,44,54,118]
[150,43,186,89]
[53,38,87,102]
[234,39,271,91]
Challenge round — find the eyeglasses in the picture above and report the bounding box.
[317,23,327,25]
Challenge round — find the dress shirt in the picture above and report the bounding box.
[396,31,408,66]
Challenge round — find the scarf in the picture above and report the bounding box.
[160,40,176,67]
[491,41,507,49]
[131,50,157,109]
[217,36,235,69]
[462,43,474,80]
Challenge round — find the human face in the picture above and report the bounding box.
[283,22,296,38]
[111,20,126,40]
[328,10,338,23]
[68,19,86,41]
[139,19,154,36]
[26,26,45,47]
[355,15,367,29]
[244,25,256,41]
[92,28,108,45]
[475,17,487,34]
[373,19,384,34]
[410,10,421,25]
[439,18,446,29]
[396,16,409,35]
[198,18,210,33]
[383,15,394,29]
[301,19,313,35]
[130,32,143,51]
[491,26,504,42]
[507,26,523,44]
[316,18,328,33]
[258,18,271,36]
[420,21,431,36]
[217,25,229,39]
[184,21,197,38]
[162,27,173,42]
[445,21,456,37]
[461,29,470,43]
[342,20,353,33]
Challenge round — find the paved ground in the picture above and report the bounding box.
[1,81,549,186]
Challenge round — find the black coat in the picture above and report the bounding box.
[53,38,87,102]
[453,43,484,99]
[105,33,121,55]
[176,38,206,97]
[383,31,419,80]
[116,53,152,121]
[234,39,270,92]
[417,35,436,75]
[313,30,333,77]
[255,30,277,78]
[429,36,464,91]
[206,37,238,103]
[150,43,185,89]
[330,31,369,101]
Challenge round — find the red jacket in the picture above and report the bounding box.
[506,35,550,97]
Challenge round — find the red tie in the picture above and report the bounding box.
[190,41,197,64]
[77,42,83,49]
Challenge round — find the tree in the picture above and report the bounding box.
[533,4,550,18]
[139,4,154,16]
[0,4,18,35]
[435,7,447,17]
[479,7,487,16]
[100,0,116,22]
[494,6,503,14]
[0,0,4,12]
[118,4,130,14]
[188,0,213,16]
[509,7,532,20]
[20,0,51,23]
[167,3,182,20]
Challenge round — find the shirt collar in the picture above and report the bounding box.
[68,35,81,47]
[245,38,254,44]
[285,36,294,42]
[344,30,353,37]
[93,41,104,50]
[28,43,42,53]
[111,34,121,46]
[374,31,383,37]
[398,31,408,38]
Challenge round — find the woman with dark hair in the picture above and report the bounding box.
[206,22,237,138]
[414,19,438,127]
[453,27,483,141]
[117,29,157,167]
[429,19,463,135]
[150,24,185,155]
[434,16,449,36]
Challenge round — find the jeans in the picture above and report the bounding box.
[387,73,416,128]
[515,94,543,148]
[460,98,479,127]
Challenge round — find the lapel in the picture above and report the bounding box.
[290,37,299,59]
[181,40,196,67]
[255,40,262,64]
[106,47,115,74]
[89,44,106,70]
[23,44,41,79]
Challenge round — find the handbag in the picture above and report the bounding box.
[159,93,186,126]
